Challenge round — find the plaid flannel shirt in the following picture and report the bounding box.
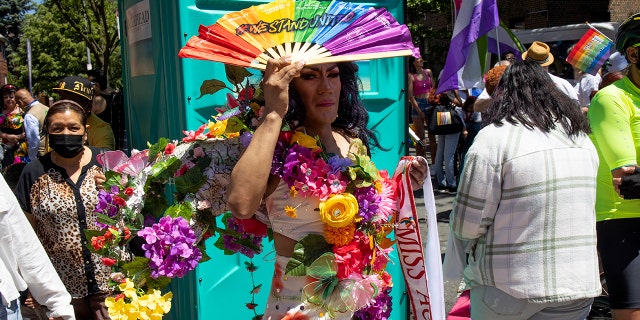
[451,122,602,303]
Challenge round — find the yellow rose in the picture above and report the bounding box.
[207,120,227,137]
[291,131,320,151]
[319,193,358,228]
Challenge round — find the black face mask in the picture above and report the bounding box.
[48,134,85,158]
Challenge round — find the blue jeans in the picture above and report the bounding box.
[435,133,460,188]
[0,293,21,320]
[470,285,593,320]
[411,98,431,117]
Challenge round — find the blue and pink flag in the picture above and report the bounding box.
[437,0,500,94]
[566,27,613,75]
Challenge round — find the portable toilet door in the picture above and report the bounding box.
[117,0,410,318]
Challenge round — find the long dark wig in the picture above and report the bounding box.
[485,60,591,136]
[285,62,383,153]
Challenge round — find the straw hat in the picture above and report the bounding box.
[522,41,554,67]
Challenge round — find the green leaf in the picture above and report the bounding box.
[148,137,169,162]
[174,166,207,194]
[225,65,252,86]
[196,79,227,99]
[146,275,172,291]
[104,171,123,189]
[164,202,194,221]
[285,234,332,276]
[96,213,118,227]
[149,157,181,181]
[122,256,151,275]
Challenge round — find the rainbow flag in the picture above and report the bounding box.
[566,28,613,75]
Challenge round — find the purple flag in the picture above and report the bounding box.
[437,0,500,94]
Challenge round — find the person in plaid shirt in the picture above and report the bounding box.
[450,60,601,320]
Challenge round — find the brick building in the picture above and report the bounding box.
[498,0,640,29]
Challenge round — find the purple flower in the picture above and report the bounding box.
[354,186,381,221]
[270,139,287,177]
[282,144,314,186]
[327,156,353,174]
[353,288,392,320]
[138,216,202,278]
[94,190,120,228]
[240,132,253,148]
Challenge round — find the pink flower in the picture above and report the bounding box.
[164,143,176,155]
[192,146,205,158]
[175,162,196,177]
[182,124,208,143]
[196,200,211,210]
[373,245,392,272]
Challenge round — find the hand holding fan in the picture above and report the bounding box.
[178,0,418,70]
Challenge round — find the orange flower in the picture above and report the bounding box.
[323,223,355,246]
[285,205,297,218]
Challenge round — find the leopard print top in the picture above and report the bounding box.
[15,147,110,298]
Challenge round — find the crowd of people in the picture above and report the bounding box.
[1,9,640,320]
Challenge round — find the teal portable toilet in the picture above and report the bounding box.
[117,0,410,318]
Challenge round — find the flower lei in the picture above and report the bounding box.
[270,130,397,319]
[86,65,270,319]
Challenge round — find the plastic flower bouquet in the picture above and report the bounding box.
[86,65,269,318]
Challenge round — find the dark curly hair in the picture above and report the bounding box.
[284,62,383,153]
[485,60,590,136]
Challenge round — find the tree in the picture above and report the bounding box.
[8,0,122,95]
[8,2,87,94]
[406,0,454,80]
[48,0,120,84]
[0,0,34,77]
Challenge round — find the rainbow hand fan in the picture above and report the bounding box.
[178,0,418,70]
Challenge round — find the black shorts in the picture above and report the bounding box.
[597,217,640,309]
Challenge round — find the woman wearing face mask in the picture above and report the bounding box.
[15,100,112,320]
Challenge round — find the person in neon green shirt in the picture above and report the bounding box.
[588,12,640,320]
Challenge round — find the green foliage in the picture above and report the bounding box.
[196,79,228,100]
[407,0,455,77]
[122,257,172,289]
[285,234,332,277]
[7,0,122,95]
[7,2,85,93]
[0,0,34,77]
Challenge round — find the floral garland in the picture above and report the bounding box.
[86,65,271,319]
[269,130,398,319]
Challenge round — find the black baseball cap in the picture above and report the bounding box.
[52,76,94,101]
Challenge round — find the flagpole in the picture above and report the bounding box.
[586,21,614,42]
[495,25,501,60]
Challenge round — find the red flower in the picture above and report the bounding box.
[333,243,364,279]
[164,143,176,155]
[113,195,127,207]
[278,131,293,143]
[115,293,125,301]
[245,303,258,310]
[91,236,106,251]
[102,257,117,267]
[237,217,268,237]
[123,227,131,241]
[124,187,134,196]
[201,229,213,240]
